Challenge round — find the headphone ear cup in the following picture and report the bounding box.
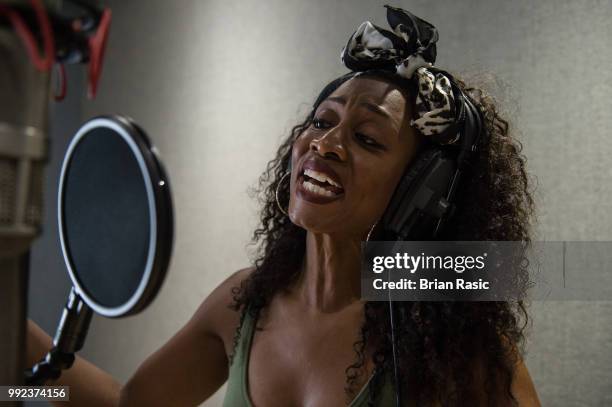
[381,147,457,240]
[384,148,438,219]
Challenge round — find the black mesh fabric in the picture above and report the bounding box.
[62,127,151,308]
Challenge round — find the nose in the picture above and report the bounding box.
[309,126,347,162]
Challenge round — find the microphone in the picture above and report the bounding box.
[0,0,110,391]
[0,17,51,390]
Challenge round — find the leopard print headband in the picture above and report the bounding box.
[341,5,460,145]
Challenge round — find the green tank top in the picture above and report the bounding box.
[222,308,396,407]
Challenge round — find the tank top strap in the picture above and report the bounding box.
[231,306,257,370]
[222,306,257,407]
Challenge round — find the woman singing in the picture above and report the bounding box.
[28,5,540,406]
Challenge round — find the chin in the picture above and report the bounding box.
[288,207,337,234]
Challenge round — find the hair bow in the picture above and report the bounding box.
[340,5,460,144]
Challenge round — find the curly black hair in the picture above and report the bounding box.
[230,69,535,406]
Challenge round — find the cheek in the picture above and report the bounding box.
[350,158,404,216]
[291,131,313,163]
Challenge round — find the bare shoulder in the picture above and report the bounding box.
[191,266,256,353]
[471,339,541,406]
[511,355,541,406]
[119,267,256,406]
[502,337,541,406]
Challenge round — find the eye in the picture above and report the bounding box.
[311,117,386,150]
[312,118,330,130]
[355,133,384,149]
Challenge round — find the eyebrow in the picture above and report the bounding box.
[324,96,391,119]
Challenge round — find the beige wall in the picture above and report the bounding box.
[29,1,612,405]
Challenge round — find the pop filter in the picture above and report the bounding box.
[26,115,173,385]
[58,115,173,317]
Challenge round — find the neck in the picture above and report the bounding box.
[293,230,364,313]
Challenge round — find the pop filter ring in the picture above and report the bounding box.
[57,115,173,318]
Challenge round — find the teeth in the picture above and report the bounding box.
[303,168,342,188]
[302,180,338,197]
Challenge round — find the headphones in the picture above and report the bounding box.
[373,74,484,407]
[380,74,484,241]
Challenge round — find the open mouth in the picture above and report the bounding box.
[299,168,345,198]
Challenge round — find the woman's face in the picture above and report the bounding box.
[289,76,421,239]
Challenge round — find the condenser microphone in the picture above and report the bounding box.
[0,19,51,390]
[0,0,110,392]
[0,115,48,258]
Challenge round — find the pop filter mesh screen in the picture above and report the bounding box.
[62,128,151,308]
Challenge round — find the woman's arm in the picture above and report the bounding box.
[26,267,253,407]
[27,320,122,407]
[119,267,252,406]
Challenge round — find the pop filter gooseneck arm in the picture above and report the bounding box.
[25,288,92,385]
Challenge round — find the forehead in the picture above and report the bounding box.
[324,76,411,118]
